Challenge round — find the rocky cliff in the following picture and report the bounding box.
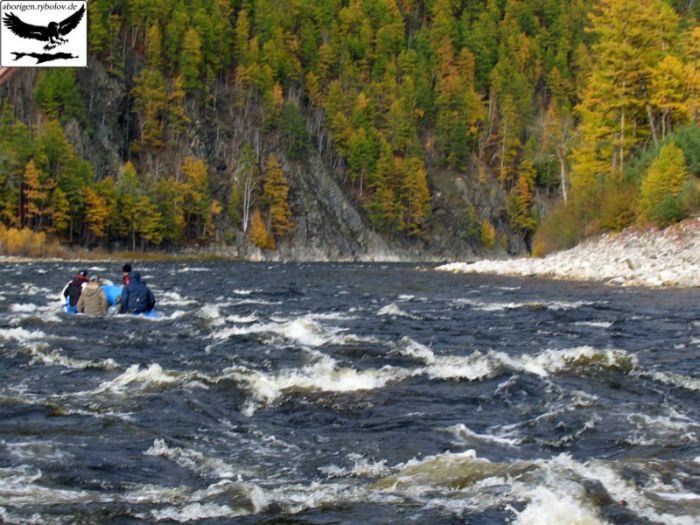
[1,62,525,262]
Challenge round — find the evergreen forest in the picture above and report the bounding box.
[0,0,699,256]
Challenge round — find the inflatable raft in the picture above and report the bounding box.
[65,284,158,318]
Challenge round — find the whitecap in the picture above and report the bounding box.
[227,355,407,405]
[0,464,94,506]
[28,347,118,371]
[641,369,700,391]
[9,304,39,313]
[4,440,71,463]
[574,321,613,329]
[397,336,436,364]
[233,289,257,295]
[319,454,390,479]
[197,304,225,325]
[157,291,197,306]
[231,298,281,306]
[446,423,521,447]
[96,364,180,393]
[150,502,242,522]
[212,314,361,347]
[176,267,210,273]
[145,439,242,479]
[378,303,418,319]
[542,454,700,525]
[0,327,47,343]
[225,314,258,323]
[511,485,606,525]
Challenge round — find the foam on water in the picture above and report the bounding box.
[233,289,257,295]
[454,298,597,312]
[9,303,40,313]
[418,352,498,381]
[642,369,700,391]
[228,355,406,405]
[0,465,94,506]
[378,303,419,319]
[150,502,244,522]
[319,453,391,479]
[4,440,71,463]
[397,336,436,364]
[574,321,614,329]
[96,364,183,393]
[231,298,281,306]
[197,304,226,326]
[0,327,48,343]
[624,408,699,445]
[226,313,258,323]
[398,341,636,382]
[158,291,198,306]
[176,267,210,273]
[446,423,521,447]
[146,439,242,479]
[532,454,700,525]
[212,314,360,347]
[511,485,606,525]
[28,346,119,371]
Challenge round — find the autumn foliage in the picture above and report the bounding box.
[1,0,699,256]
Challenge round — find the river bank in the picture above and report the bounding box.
[5,218,700,289]
[437,217,700,288]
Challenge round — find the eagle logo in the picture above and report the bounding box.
[2,5,85,51]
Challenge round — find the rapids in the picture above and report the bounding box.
[0,261,698,524]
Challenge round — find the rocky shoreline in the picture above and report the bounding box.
[4,218,700,288]
[437,218,700,288]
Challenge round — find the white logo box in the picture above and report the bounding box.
[0,0,87,67]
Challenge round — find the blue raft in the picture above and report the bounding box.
[65,284,159,318]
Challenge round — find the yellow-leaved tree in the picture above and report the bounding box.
[571,0,682,193]
[638,142,688,226]
[261,154,293,243]
[84,187,110,244]
[249,208,275,250]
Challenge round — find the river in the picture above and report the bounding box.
[1,261,699,524]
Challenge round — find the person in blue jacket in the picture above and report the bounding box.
[118,271,156,315]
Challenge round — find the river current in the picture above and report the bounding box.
[0,261,699,524]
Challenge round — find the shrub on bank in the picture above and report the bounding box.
[0,225,63,257]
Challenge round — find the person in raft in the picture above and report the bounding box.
[62,270,89,312]
[122,263,132,285]
[77,275,109,316]
[119,271,156,315]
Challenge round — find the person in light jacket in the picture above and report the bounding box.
[77,276,109,316]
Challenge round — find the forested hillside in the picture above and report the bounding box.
[0,0,698,258]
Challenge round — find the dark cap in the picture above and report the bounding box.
[122,263,132,273]
[79,270,88,277]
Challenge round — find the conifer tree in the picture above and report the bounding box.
[132,68,168,148]
[507,160,537,233]
[572,0,681,193]
[638,142,688,223]
[84,187,110,244]
[134,195,164,248]
[181,156,212,240]
[249,207,275,249]
[50,188,70,236]
[180,28,204,94]
[401,156,431,236]
[261,154,293,241]
[23,160,53,231]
